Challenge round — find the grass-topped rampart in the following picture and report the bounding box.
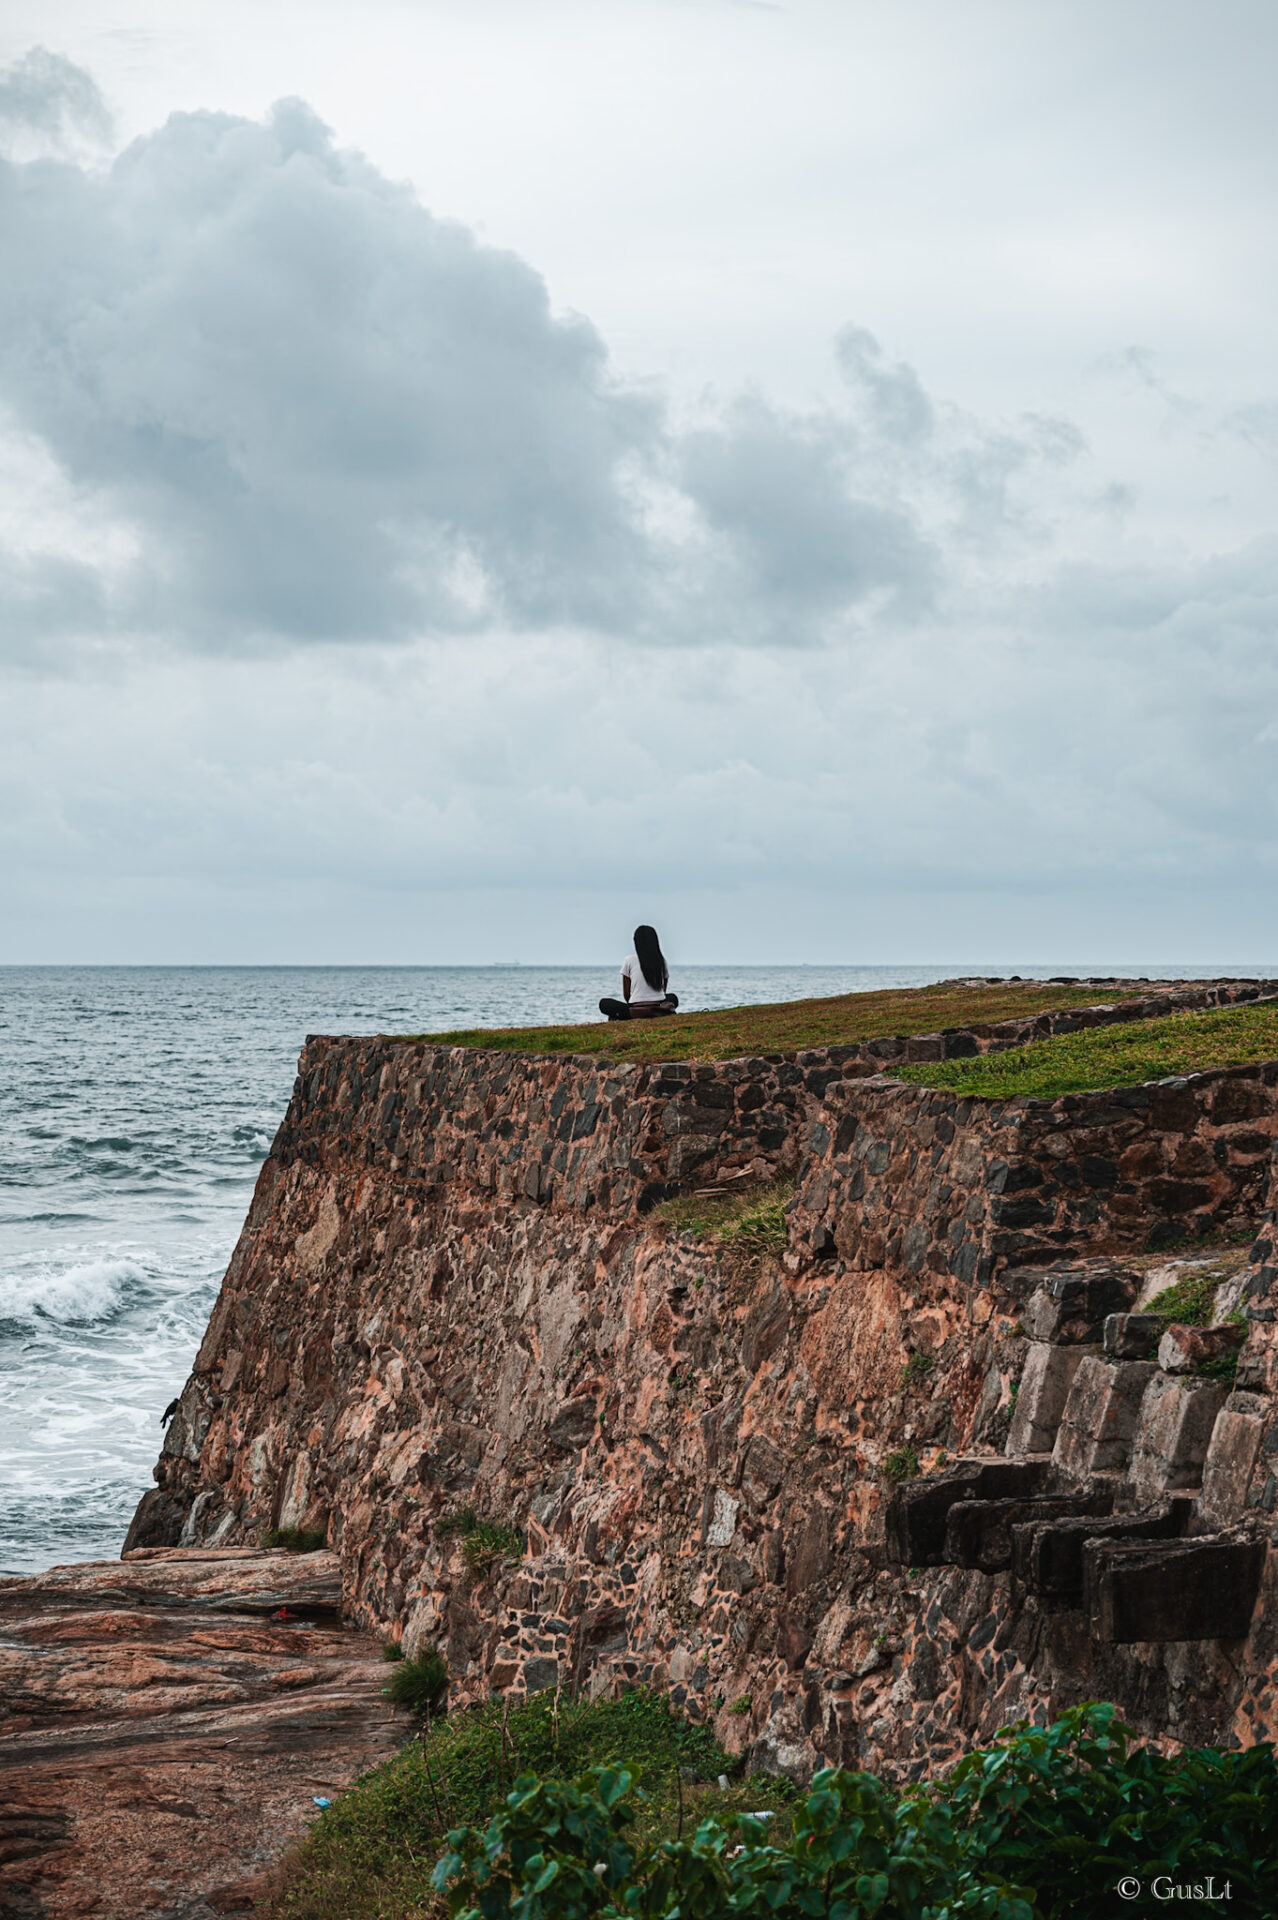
[895,1002,1278,1100]
[404,979,1163,1065]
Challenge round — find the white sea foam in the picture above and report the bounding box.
[0,1255,139,1326]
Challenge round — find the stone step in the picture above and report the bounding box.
[1086,1534,1266,1643]
[883,1458,1050,1566]
[944,1490,1114,1574]
[1010,1499,1192,1605]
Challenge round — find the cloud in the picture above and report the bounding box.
[677,394,937,637]
[4,51,1278,963]
[0,86,670,650]
[0,46,113,155]
[0,54,1065,662]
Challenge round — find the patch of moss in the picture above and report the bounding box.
[1144,1267,1229,1327]
[261,1526,327,1552]
[895,1002,1278,1100]
[899,1351,935,1390]
[652,1179,793,1252]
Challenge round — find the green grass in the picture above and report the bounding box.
[895,1001,1278,1100]
[649,1179,793,1251]
[397,979,1155,1065]
[262,1688,796,1920]
[383,1649,449,1714]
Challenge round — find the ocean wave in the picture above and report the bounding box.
[0,1255,142,1328]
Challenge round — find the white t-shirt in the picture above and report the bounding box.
[622,954,666,1004]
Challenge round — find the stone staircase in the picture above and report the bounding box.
[886,1254,1271,1646]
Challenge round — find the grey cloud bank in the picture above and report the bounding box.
[0,31,1276,964]
[0,57,1099,662]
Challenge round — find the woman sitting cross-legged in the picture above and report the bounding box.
[599,925,679,1020]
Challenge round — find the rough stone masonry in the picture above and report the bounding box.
[129,979,1278,1782]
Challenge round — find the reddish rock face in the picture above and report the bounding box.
[0,1549,402,1920]
[128,1012,1278,1803]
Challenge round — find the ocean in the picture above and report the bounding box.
[0,961,1267,1576]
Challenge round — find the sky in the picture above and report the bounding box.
[1,0,1276,966]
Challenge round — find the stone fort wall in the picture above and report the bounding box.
[134,983,1278,1779]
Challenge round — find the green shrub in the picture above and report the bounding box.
[944,1701,1276,1918]
[900,1351,934,1390]
[433,1762,1028,1920]
[261,1525,327,1552]
[264,1697,1276,1920]
[382,1641,404,1662]
[382,1647,449,1714]
[430,1704,1276,1920]
[882,1445,921,1483]
[727,1695,752,1716]
[264,1687,768,1917]
[436,1506,524,1573]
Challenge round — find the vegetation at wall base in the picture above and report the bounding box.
[265,1697,1275,1918]
[400,980,1158,1066]
[383,1648,449,1714]
[261,1687,775,1920]
[895,1002,1278,1099]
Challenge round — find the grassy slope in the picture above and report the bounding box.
[263,1689,796,1920]
[895,1001,1278,1099]
[400,979,1160,1065]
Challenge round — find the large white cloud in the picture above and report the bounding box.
[2,44,1277,962]
[0,54,1082,659]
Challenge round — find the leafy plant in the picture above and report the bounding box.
[881,1445,921,1483]
[261,1525,327,1552]
[262,1687,761,1918]
[433,1762,1031,1920]
[262,1696,1277,1920]
[943,1701,1277,1919]
[382,1646,449,1714]
[727,1695,752,1717]
[382,1641,405,1662]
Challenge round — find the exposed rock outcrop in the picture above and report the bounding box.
[0,1549,401,1920]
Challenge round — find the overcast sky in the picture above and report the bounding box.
[2,0,1276,966]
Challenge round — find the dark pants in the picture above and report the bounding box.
[599,995,678,1021]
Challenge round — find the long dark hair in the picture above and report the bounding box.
[633,925,668,993]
